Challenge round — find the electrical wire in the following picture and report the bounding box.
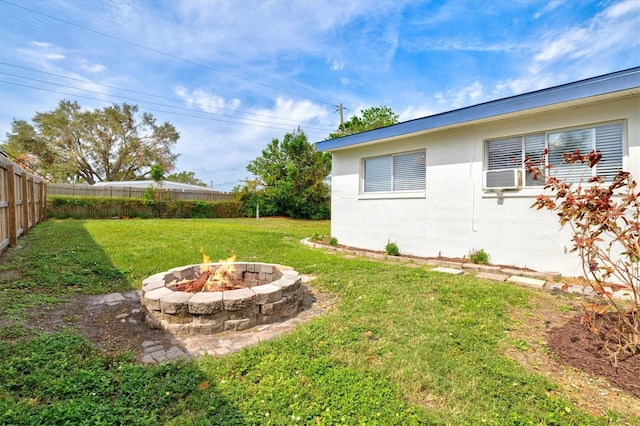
[0,62,334,130]
[0,0,334,107]
[0,72,334,132]
[0,80,329,138]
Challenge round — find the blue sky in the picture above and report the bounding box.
[1,0,638,191]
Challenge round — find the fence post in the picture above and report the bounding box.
[21,171,29,235]
[6,165,17,247]
[28,177,35,229]
[40,181,46,220]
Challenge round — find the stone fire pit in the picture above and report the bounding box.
[140,262,304,336]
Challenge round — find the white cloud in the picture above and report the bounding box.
[43,53,65,60]
[327,58,344,71]
[533,0,567,19]
[259,97,331,130]
[18,41,66,66]
[434,81,485,109]
[168,96,332,190]
[399,105,438,122]
[403,38,519,53]
[604,0,640,18]
[29,41,54,49]
[534,28,590,61]
[173,86,241,113]
[535,0,639,62]
[79,63,105,73]
[496,0,640,96]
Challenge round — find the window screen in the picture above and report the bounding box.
[363,150,426,193]
[487,137,522,170]
[486,122,623,187]
[393,151,426,191]
[364,156,392,192]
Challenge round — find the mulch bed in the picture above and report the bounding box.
[547,313,640,396]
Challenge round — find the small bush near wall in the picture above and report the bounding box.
[47,196,245,219]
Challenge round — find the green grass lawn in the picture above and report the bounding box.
[0,218,636,425]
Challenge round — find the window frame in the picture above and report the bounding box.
[485,120,625,189]
[360,149,426,197]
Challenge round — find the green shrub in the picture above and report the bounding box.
[469,248,490,264]
[236,189,330,220]
[329,237,338,246]
[46,196,245,219]
[142,186,156,201]
[385,241,400,256]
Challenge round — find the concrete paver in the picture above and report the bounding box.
[432,267,464,275]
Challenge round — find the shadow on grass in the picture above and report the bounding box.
[0,220,249,424]
[0,220,131,317]
[0,333,249,425]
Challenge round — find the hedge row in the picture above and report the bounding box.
[46,196,245,219]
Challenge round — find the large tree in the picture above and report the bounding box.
[243,127,331,219]
[327,105,399,139]
[2,100,179,184]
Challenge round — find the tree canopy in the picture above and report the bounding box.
[166,171,208,187]
[327,105,399,139]
[2,100,179,184]
[240,127,331,219]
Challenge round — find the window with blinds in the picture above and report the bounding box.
[486,122,624,187]
[363,150,426,193]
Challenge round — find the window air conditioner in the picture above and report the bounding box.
[483,169,522,190]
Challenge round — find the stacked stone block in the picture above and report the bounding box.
[141,263,304,336]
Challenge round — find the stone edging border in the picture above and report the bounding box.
[300,238,636,303]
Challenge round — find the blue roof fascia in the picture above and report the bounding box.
[316,67,640,152]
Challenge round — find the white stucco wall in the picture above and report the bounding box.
[329,95,639,276]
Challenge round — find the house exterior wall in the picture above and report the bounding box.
[329,95,639,276]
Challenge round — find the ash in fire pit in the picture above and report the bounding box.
[141,259,304,336]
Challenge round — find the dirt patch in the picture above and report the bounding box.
[12,285,336,361]
[504,291,639,419]
[547,312,640,396]
[19,293,174,358]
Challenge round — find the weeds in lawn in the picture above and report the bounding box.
[0,218,636,425]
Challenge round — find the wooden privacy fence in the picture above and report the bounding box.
[47,183,234,201]
[0,155,46,254]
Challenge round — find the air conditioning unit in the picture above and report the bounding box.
[484,169,522,190]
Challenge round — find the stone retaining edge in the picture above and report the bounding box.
[300,238,636,303]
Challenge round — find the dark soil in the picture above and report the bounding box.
[15,286,335,362]
[547,313,640,396]
[21,293,175,358]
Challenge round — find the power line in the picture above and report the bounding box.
[0,80,328,137]
[1,0,334,107]
[0,72,334,132]
[0,62,334,130]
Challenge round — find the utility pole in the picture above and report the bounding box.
[334,103,347,133]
